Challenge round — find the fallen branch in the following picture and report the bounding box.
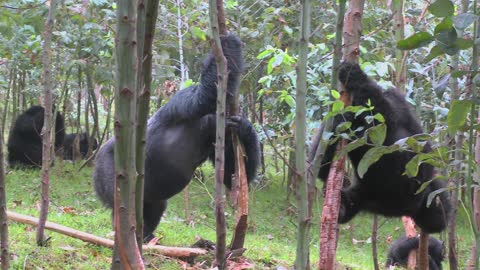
[7,211,207,258]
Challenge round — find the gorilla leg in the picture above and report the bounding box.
[143,200,168,242]
[223,116,260,189]
[412,179,451,233]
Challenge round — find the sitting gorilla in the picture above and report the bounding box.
[309,62,451,233]
[386,235,444,270]
[94,33,260,241]
[63,133,98,160]
[7,105,65,168]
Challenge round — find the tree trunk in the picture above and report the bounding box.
[449,1,470,268]
[37,0,57,247]
[342,0,365,63]
[319,141,347,270]
[294,0,311,269]
[112,0,143,267]
[0,116,9,270]
[372,215,379,270]
[209,0,229,268]
[330,0,346,92]
[391,0,406,94]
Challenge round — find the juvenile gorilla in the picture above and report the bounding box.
[94,33,260,241]
[309,62,451,233]
[386,235,444,270]
[7,105,65,168]
[63,133,98,160]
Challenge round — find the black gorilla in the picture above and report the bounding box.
[309,62,451,233]
[386,235,444,270]
[63,133,98,160]
[7,105,65,168]
[94,33,260,241]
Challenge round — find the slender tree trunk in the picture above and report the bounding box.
[294,0,311,269]
[342,0,365,63]
[330,0,346,92]
[372,215,379,270]
[0,117,9,270]
[112,0,143,268]
[466,2,480,269]
[135,0,159,250]
[391,0,406,94]
[37,0,57,246]
[1,68,14,134]
[418,232,429,270]
[391,1,419,267]
[209,0,228,267]
[86,65,100,155]
[319,141,347,270]
[449,1,470,268]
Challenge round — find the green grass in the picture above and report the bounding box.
[4,162,473,269]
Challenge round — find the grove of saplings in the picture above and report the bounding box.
[5,33,450,267]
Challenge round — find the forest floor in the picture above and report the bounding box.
[4,162,472,269]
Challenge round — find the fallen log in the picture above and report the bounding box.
[7,211,207,258]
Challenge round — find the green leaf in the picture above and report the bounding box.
[426,46,445,62]
[336,138,367,159]
[434,17,453,34]
[455,38,474,49]
[335,122,352,133]
[191,26,206,40]
[447,99,471,135]
[435,27,459,55]
[426,186,449,207]
[331,90,340,99]
[366,124,386,146]
[453,13,478,30]
[332,100,344,113]
[397,32,434,50]
[357,146,398,178]
[257,49,273,59]
[284,95,295,108]
[428,0,454,17]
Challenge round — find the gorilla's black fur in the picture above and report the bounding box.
[309,62,451,233]
[63,133,98,160]
[7,105,65,168]
[386,235,444,270]
[93,33,260,241]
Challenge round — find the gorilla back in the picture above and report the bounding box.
[386,235,444,270]
[8,105,65,168]
[63,133,98,160]
[93,33,260,241]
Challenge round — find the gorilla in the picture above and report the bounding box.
[94,33,260,241]
[63,133,98,160]
[7,105,65,168]
[309,62,451,233]
[386,235,444,270]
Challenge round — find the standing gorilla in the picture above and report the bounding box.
[94,33,260,241]
[7,105,65,168]
[63,133,98,160]
[309,62,451,233]
[386,235,444,270]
